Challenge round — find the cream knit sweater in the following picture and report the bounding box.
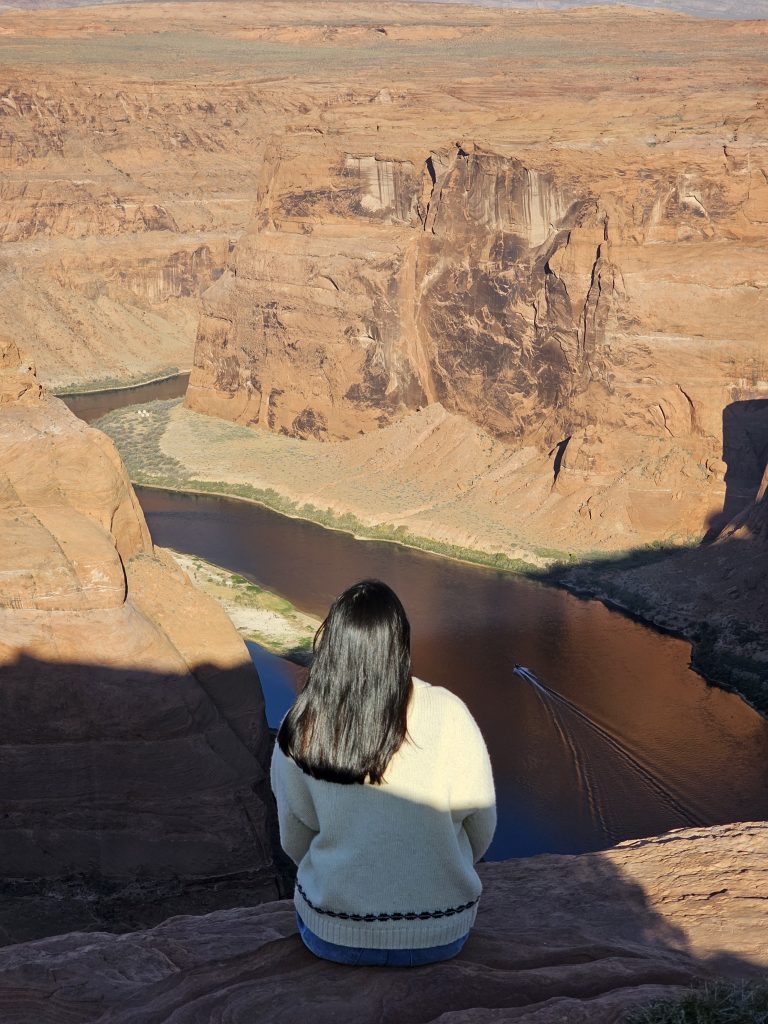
[271,677,497,949]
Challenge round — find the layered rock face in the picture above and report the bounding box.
[0,339,280,943]
[188,145,613,446]
[0,822,765,1024]
[0,73,282,387]
[5,2,767,546]
[187,127,767,544]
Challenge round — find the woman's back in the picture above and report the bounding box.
[271,676,496,950]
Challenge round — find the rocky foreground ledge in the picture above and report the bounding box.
[1,823,765,1024]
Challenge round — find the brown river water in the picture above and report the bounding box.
[138,485,768,861]
[64,381,768,860]
[58,372,190,422]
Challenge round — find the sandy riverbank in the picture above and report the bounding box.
[95,399,574,570]
[97,398,768,714]
[168,550,318,660]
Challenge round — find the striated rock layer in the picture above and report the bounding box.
[1,4,764,445]
[169,3,766,551]
[186,126,767,549]
[0,823,766,1023]
[3,2,767,549]
[0,339,281,944]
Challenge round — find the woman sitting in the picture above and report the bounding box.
[271,578,496,967]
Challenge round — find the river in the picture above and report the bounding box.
[59,372,190,422]
[137,485,768,861]
[61,381,768,860]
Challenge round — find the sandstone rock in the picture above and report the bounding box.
[186,144,618,446]
[3,3,766,552]
[185,116,767,547]
[4,2,765,429]
[555,458,768,706]
[0,337,41,407]
[718,462,768,543]
[0,823,765,1024]
[0,354,280,944]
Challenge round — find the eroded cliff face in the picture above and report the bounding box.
[2,1,766,559]
[0,339,280,943]
[0,77,283,388]
[186,131,767,545]
[187,144,614,445]
[5,2,768,547]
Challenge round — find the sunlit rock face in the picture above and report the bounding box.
[187,143,617,448]
[186,132,768,455]
[3,1,767,549]
[0,341,279,942]
[186,132,767,545]
[0,77,251,389]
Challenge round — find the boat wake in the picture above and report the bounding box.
[512,664,703,841]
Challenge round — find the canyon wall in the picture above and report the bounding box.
[188,143,614,445]
[0,75,294,387]
[0,339,280,943]
[4,1,767,549]
[186,128,768,547]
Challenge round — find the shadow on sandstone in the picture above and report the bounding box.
[0,808,764,1023]
[0,652,295,949]
[0,649,765,1022]
[536,491,768,716]
[704,397,768,540]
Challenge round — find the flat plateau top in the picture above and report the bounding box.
[1,0,766,81]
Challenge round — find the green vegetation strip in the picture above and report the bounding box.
[170,550,315,660]
[94,400,553,575]
[95,400,767,714]
[54,367,183,396]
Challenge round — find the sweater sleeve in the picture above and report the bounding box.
[449,698,497,863]
[270,742,320,866]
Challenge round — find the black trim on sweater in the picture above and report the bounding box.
[295,881,479,922]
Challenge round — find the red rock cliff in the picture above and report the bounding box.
[186,131,767,543]
[0,338,280,942]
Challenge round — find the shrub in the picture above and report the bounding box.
[625,979,768,1024]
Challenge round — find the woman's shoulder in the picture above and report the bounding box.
[410,677,478,724]
[271,736,307,780]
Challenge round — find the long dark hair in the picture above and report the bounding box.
[277,579,412,785]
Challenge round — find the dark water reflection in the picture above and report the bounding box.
[138,487,768,860]
[248,642,303,729]
[60,373,190,423]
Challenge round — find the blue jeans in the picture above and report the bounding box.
[296,913,468,967]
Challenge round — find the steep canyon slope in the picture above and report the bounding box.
[175,4,767,552]
[10,2,765,674]
[0,0,497,387]
[186,134,767,551]
[0,339,280,944]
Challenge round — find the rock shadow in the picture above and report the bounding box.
[0,652,294,947]
[704,397,768,540]
[0,805,764,1023]
[0,652,765,1022]
[534,523,767,714]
